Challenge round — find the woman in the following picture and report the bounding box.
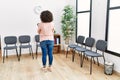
[37,10,54,72]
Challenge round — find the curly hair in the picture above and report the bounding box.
[40,10,53,22]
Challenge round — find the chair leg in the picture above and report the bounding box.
[19,48,21,61]
[90,57,93,75]
[93,57,96,64]
[3,50,5,63]
[103,56,105,65]
[103,56,105,73]
[20,48,21,56]
[36,45,38,59]
[6,50,8,58]
[81,53,85,67]
[66,47,69,58]
[16,49,20,61]
[80,52,83,67]
[30,47,34,59]
[85,55,88,60]
[72,49,75,62]
[29,48,31,56]
[97,57,99,66]
[16,49,18,57]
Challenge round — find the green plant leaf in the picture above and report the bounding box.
[61,5,76,43]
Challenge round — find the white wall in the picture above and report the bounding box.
[91,0,120,73]
[0,0,75,54]
[1,0,120,73]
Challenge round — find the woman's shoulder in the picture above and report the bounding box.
[51,22,54,25]
[44,22,54,25]
[50,22,54,26]
[40,22,54,27]
[38,22,45,26]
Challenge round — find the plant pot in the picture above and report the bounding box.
[63,44,70,51]
[65,36,71,44]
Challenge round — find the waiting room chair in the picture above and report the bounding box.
[66,35,85,61]
[83,40,107,74]
[3,36,19,63]
[75,37,95,67]
[35,35,40,59]
[19,35,34,60]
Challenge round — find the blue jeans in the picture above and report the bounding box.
[40,40,54,67]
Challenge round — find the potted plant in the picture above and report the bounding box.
[61,5,76,45]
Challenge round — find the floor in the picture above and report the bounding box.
[0,52,120,80]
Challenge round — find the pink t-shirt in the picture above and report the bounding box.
[37,22,54,42]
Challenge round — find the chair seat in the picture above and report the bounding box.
[75,46,87,52]
[19,45,32,48]
[84,50,102,57]
[4,46,17,50]
[68,44,78,48]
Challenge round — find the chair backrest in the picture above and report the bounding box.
[96,40,107,51]
[76,35,85,45]
[19,35,30,43]
[4,36,17,45]
[85,37,95,48]
[35,35,40,42]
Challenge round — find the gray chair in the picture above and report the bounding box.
[3,36,19,63]
[66,35,85,62]
[75,37,95,67]
[35,35,40,59]
[19,35,34,60]
[83,40,107,74]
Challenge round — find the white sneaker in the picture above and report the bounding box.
[47,67,52,72]
[41,67,47,72]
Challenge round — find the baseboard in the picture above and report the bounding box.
[113,70,120,76]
